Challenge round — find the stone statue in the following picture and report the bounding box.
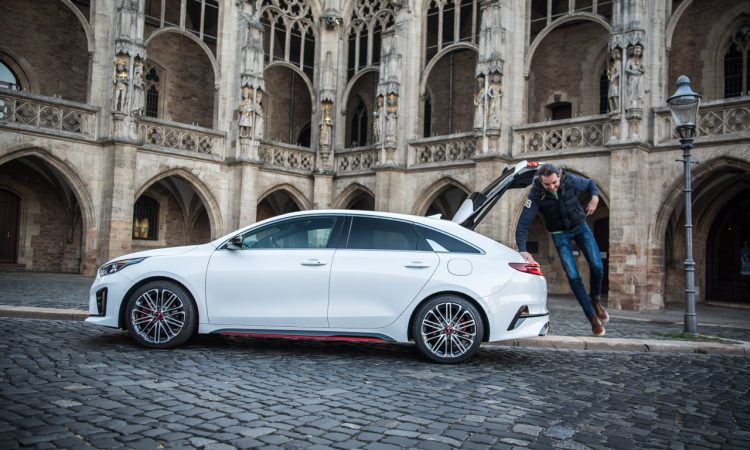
[487,75,503,129]
[239,87,254,135]
[254,90,264,139]
[373,96,383,144]
[608,47,621,113]
[131,59,144,116]
[625,45,645,109]
[319,103,333,147]
[473,77,487,131]
[385,94,398,144]
[113,57,129,113]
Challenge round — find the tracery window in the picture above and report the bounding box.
[529,0,612,43]
[0,60,21,91]
[425,0,480,65]
[260,0,316,80]
[724,23,750,98]
[346,0,396,80]
[133,195,159,240]
[144,63,163,118]
[144,0,219,47]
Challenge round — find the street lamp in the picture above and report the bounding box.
[667,75,701,337]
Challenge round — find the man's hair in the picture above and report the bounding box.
[536,163,561,177]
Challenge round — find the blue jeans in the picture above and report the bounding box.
[551,223,604,318]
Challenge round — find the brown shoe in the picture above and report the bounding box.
[591,296,610,323]
[588,315,605,337]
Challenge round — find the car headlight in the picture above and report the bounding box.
[98,258,147,277]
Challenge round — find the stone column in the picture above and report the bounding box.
[607,145,657,310]
[98,143,138,263]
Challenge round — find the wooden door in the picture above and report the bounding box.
[0,189,20,264]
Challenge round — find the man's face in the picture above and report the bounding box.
[540,173,560,193]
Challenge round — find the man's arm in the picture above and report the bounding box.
[568,173,599,215]
[515,195,539,262]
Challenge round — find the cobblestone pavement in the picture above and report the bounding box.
[1,318,749,449]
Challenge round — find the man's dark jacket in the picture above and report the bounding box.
[515,172,598,252]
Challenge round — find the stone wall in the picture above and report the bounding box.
[0,0,88,102]
[264,66,313,146]
[425,49,477,136]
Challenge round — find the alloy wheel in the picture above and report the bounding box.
[420,301,478,359]
[130,288,187,345]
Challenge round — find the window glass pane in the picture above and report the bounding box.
[164,0,181,27]
[416,225,480,253]
[347,29,357,80]
[241,217,337,249]
[442,1,455,46]
[599,70,609,114]
[724,43,743,98]
[133,196,159,240]
[347,217,418,251]
[0,61,20,90]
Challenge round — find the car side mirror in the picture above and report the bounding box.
[226,235,243,250]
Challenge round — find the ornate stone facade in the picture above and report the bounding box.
[1,0,749,309]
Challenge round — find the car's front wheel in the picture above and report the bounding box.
[412,295,484,364]
[125,280,196,349]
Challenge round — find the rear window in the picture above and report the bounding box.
[416,225,481,254]
[346,217,419,251]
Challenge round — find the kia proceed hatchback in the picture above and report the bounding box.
[86,161,548,363]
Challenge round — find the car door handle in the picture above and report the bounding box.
[300,259,327,266]
[404,261,431,269]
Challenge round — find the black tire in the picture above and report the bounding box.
[412,295,484,364]
[125,280,197,349]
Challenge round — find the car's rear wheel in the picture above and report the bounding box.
[412,295,484,364]
[125,280,196,349]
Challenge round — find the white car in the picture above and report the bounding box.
[86,161,549,363]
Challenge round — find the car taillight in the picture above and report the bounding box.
[527,161,539,167]
[509,262,543,276]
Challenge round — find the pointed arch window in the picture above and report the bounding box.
[350,97,368,147]
[133,195,159,240]
[144,64,163,118]
[425,0,480,66]
[0,59,21,90]
[260,1,316,80]
[599,70,609,114]
[724,24,750,98]
[346,1,396,81]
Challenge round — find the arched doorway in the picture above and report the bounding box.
[0,189,20,264]
[425,185,468,220]
[346,191,375,210]
[706,189,750,303]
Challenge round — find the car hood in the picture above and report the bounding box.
[108,245,200,262]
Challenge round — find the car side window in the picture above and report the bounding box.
[416,225,481,254]
[241,217,337,249]
[346,217,419,251]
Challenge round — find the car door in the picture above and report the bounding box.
[328,216,439,328]
[453,160,539,230]
[205,215,341,328]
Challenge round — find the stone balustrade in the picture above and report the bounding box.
[258,141,316,174]
[140,117,226,159]
[654,97,750,146]
[0,90,97,139]
[513,115,608,156]
[336,145,380,173]
[408,132,477,168]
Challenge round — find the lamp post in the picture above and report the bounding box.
[667,75,701,337]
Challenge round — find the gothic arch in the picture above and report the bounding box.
[333,183,375,209]
[263,61,316,105]
[341,67,379,116]
[666,0,696,52]
[524,14,613,78]
[258,183,312,211]
[419,43,478,98]
[135,168,224,239]
[412,176,471,216]
[255,0,323,21]
[59,0,94,54]
[0,48,35,93]
[0,147,94,234]
[145,28,220,84]
[652,156,750,247]
[710,11,750,98]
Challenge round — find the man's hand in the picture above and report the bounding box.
[586,195,599,216]
[520,251,536,263]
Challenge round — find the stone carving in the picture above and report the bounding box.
[319,102,333,148]
[131,58,144,116]
[625,44,645,110]
[113,55,129,113]
[384,94,398,145]
[254,90,264,139]
[373,95,383,144]
[488,74,502,129]
[608,47,622,113]
[239,87,254,136]
[473,77,487,131]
